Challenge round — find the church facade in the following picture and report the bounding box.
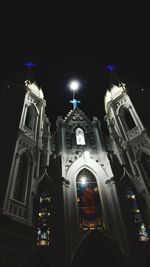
[0,74,150,267]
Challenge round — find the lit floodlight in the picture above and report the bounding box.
[69,80,80,91]
[80,177,86,185]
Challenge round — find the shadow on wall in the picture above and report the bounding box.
[33,257,50,267]
[79,239,120,267]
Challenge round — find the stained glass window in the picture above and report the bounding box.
[125,186,149,241]
[75,128,85,145]
[76,169,104,230]
[37,192,51,246]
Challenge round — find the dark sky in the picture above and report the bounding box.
[0,7,150,132]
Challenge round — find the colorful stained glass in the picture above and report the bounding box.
[36,192,51,246]
[125,187,149,242]
[76,169,104,230]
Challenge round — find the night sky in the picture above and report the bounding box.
[0,7,150,133]
[0,7,150,265]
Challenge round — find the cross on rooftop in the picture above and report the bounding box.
[70,99,81,109]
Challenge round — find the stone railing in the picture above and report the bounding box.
[127,126,139,139]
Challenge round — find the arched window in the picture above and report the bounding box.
[76,169,104,230]
[75,128,85,145]
[122,108,136,131]
[25,105,37,130]
[13,153,29,203]
[125,186,149,241]
[37,192,51,246]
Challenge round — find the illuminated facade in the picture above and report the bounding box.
[0,75,150,267]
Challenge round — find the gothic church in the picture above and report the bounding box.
[0,70,150,267]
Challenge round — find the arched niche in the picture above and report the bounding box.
[75,127,86,145]
[25,104,37,130]
[119,107,136,131]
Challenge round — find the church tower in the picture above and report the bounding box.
[0,73,52,267]
[104,81,150,265]
[2,79,48,225]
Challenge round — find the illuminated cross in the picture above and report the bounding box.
[70,99,81,109]
[24,61,35,68]
[106,65,116,71]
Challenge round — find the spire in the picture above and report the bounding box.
[24,61,36,85]
[106,64,116,72]
[105,64,123,87]
[23,62,44,99]
[104,65,126,112]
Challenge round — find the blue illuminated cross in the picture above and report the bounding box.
[70,99,81,109]
[24,61,35,68]
[106,65,116,71]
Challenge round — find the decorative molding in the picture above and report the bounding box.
[61,177,70,188]
[105,177,115,186]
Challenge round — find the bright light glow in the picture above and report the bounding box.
[80,177,86,185]
[76,128,85,145]
[69,80,80,91]
[84,151,90,158]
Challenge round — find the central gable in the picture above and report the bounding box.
[64,107,92,127]
[63,107,96,151]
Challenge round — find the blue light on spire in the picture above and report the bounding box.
[24,61,35,68]
[106,65,116,71]
[70,99,81,109]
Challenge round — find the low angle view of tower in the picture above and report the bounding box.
[0,66,150,267]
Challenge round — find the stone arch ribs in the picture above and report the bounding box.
[71,230,128,267]
[32,168,56,198]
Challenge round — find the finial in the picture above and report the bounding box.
[24,61,36,68]
[105,65,116,71]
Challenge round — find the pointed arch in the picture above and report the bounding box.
[71,230,128,267]
[32,170,56,197]
[65,155,113,253]
[76,168,104,230]
[119,106,136,131]
[66,155,112,185]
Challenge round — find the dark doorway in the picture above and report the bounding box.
[34,258,50,267]
[79,239,119,267]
